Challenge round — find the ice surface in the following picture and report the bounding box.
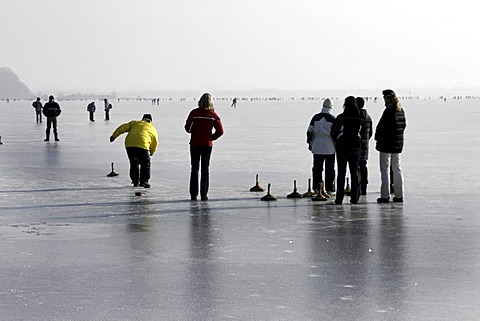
[1,97,480,320]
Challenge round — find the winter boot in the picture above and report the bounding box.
[44,129,50,142]
[54,131,59,142]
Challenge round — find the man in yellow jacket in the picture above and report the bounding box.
[110,114,158,188]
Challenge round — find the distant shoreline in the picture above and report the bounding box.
[1,92,480,102]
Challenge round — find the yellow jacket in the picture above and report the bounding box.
[112,120,158,155]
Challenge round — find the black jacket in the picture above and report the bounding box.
[360,109,373,160]
[43,101,61,117]
[330,112,365,152]
[375,107,406,153]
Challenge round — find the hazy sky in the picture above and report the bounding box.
[1,0,479,94]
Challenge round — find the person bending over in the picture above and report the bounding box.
[110,114,158,188]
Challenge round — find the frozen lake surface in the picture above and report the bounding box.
[1,96,480,320]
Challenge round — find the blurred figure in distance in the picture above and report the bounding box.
[42,95,61,141]
[32,97,43,123]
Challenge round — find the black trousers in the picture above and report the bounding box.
[189,145,212,198]
[359,159,368,194]
[312,154,336,192]
[126,147,151,185]
[36,111,42,123]
[335,149,361,204]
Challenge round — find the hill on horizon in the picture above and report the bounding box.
[0,67,34,99]
[1,66,479,100]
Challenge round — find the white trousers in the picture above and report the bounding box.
[379,152,404,199]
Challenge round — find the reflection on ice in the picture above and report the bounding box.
[1,98,480,320]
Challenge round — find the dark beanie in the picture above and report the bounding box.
[142,114,152,122]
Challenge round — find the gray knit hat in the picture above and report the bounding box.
[323,98,332,109]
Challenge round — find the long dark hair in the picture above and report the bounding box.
[342,96,360,116]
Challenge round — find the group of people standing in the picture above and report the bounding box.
[307,89,406,204]
[86,98,113,122]
[32,95,62,141]
[32,90,404,203]
[110,89,405,204]
[32,97,113,141]
[31,93,223,200]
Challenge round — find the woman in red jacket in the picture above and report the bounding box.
[184,93,224,201]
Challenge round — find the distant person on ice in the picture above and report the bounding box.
[110,114,158,188]
[87,101,96,122]
[231,97,237,108]
[184,93,224,201]
[306,97,336,196]
[32,97,43,123]
[104,98,112,120]
[42,95,61,142]
[375,89,406,203]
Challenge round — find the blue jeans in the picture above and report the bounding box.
[189,145,212,198]
[312,154,335,192]
[379,152,403,199]
[335,148,361,203]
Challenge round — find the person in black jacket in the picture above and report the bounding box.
[42,95,61,142]
[104,98,112,121]
[87,101,96,122]
[330,96,365,205]
[356,97,373,195]
[32,97,43,123]
[375,89,407,203]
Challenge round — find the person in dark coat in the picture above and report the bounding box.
[374,89,407,203]
[42,95,61,141]
[330,96,365,205]
[32,97,43,123]
[356,97,373,195]
[104,98,112,121]
[87,101,96,122]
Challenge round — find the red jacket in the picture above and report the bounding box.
[184,108,224,146]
